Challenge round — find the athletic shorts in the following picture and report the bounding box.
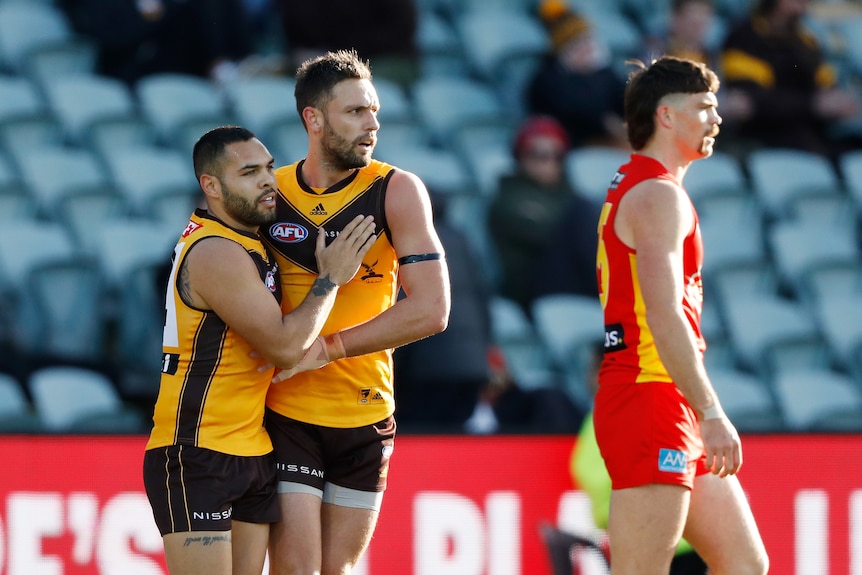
[265,408,396,496]
[593,381,708,490]
[143,445,280,535]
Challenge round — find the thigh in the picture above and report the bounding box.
[683,473,768,575]
[269,492,323,575]
[608,483,690,575]
[321,503,379,575]
[266,408,327,494]
[163,530,232,575]
[231,519,270,575]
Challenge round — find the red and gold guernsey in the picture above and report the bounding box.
[596,154,705,385]
[146,209,281,456]
[262,160,397,428]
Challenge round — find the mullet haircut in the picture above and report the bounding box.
[624,56,720,150]
[294,49,373,127]
[192,125,257,180]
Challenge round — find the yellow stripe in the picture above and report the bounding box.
[721,49,774,87]
[630,253,672,384]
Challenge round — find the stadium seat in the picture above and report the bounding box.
[709,368,785,432]
[28,366,146,433]
[137,73,234,146]
[14,255,108,362]
[489,296,557,390]
[0,372,42,432]
[91,219,176,292]
[57,188,130,254]
[0,116,65,170]
[815,295,862,373]
[267,121,310,165]
[685,150,750,202]
[837,148,862,209]
[0,220,77,295]
[802,261,862,305]
[102,145,197,214]
[226,75,297,136]
[21,39,97,93]
[772,368,862,431]
[85,116,159,161]
[0,74,45,122]
[15,146,111,211]
[412,75,511,147]
[456,8,548,113]
[767,220,859,297]
[721,295,822,375]
[416,9,470,78]
[115,261,166,402]
[747,148,843,219]
[42,73,138,145]
[564,146,630,202]
[374,143,475,196]
[699,215,768,276]
[0,2,73,73]
[0,182,38,223]
[531,294,604,403]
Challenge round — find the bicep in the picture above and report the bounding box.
[385,170,449,297]
[186,239,285,352]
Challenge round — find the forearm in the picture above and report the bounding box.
[267,276,339,368]
[338,292,449,358]
[647,308,718,416]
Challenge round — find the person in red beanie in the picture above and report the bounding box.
[488,115,599,312]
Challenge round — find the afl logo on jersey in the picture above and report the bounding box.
[270,222,308,243]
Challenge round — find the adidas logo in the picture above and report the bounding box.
[310,203,327,216]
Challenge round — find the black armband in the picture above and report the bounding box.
[398,253,443,265]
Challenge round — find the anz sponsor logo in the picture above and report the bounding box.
[270,222,308,243]
[604,323,626,352]
[658,448,687,474]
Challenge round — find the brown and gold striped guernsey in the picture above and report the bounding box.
[262,160,398,428]
[146,209,281,456]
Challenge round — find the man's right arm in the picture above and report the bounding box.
[184,215,375,369]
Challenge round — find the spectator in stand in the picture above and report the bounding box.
[396,191,585,435]
[274,0,419,89]
[642,0,720,69]
[531,189,602,303]
[488,116,577,313]
[720,0,861,158]
[527,0,629,150]
[59,0,254,85]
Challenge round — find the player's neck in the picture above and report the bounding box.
[301,150,357,189]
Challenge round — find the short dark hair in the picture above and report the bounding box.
[624,56,720,150]
[294,49,373,127]
[192,125,257,180]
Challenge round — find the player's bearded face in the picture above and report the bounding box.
[221,180,278,227]
[321,115,372,171]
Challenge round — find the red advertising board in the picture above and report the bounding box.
[0,434,859,574]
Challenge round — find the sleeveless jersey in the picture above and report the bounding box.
[262,160,397,428]
[146,209,282,456]
[596,154,705,385]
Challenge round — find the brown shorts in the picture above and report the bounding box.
[265,408,396,493]
[143,444,280,535]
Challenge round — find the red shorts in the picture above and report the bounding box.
[594,380,707,490]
